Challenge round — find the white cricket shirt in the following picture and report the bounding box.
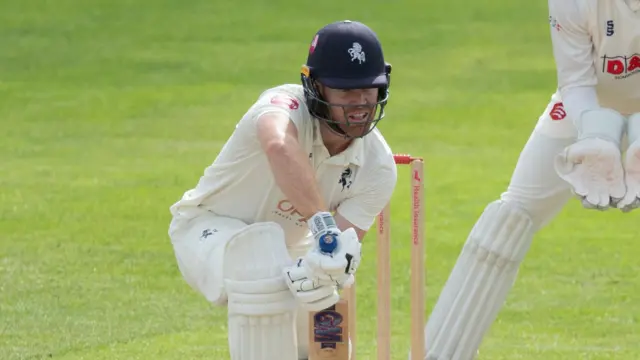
[549,0,640,117]
[169,84,398,248]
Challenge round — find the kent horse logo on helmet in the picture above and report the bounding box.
[301,20,392,139]
[348,42,366,64]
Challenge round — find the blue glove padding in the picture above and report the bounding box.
[307,211,341,253]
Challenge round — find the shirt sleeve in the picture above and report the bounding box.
[235,88,308,143]
[548,0,600,118]
[335,161,397,231]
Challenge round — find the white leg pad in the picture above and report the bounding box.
[295,306,310,359]
[224,222,298,360]
[425,200,534,360]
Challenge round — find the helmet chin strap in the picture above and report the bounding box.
[328,122,350,138]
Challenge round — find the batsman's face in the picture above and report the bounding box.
[320,85,379,136]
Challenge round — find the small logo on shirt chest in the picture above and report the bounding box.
[339,167,353,191]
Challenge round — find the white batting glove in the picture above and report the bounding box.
[554,138,626,210]
[307,211,341,254]
[618,141,640,212]
[282,259,340,312]
[302,227,361,286]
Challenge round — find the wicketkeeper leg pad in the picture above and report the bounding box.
[425,200,534,360]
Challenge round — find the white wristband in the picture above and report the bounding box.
[628,113,640,146]
[575,108,625,146]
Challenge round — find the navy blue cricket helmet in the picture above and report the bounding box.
[301,20,392,138]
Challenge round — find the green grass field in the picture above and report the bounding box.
[2,0,638,359]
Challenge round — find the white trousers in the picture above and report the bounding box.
[500,94,577,229]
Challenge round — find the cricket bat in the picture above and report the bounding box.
[308,298,350,360]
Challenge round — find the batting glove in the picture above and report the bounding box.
[302,227,361,286]
[307,211,342,254]
[282,259,340,312]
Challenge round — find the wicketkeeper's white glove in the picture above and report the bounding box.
[617,142,640,212]
[554,109,626,210]
[618,114,640,212]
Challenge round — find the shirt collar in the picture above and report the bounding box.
[312,119,365,167]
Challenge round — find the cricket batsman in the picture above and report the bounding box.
[422,0,640,359]
[167,20,397,360]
